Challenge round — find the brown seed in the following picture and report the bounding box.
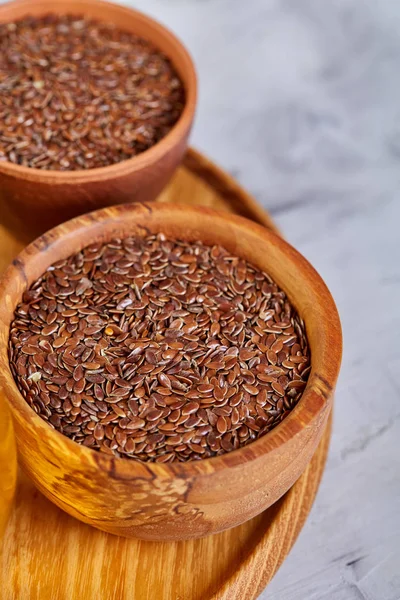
[146,409,163,422]
[197,383,214,394]
[271,382,285,396]
[155,387,172,397]
[165,435,182,446]
[93,423,104,441]
[168,410,180,423]
[127,399,139,415]
[213,386,225,401]
[126,417,146,430]
[158,373,171,388]
[73,379,86,394]
[257,373,274,383]
[271,339,284,353]
[182,431,194,443]
[239,348,256,361]
[185,415,202,428]
[229,392,243,407]
[42,324,58,336]
[162,349,178,360]
[217,416,228,435]
[221,437,234,453]
[21,345,38,356]
[207,361,224,370]
[83,362,101,370]
[182,401,199,416]
[231,407,240,425]
[243,384,259,396]
[210,322,220,337]
[287,380,307,390]
[213,407,230,418]
[159,422,176,432]
[189,443,205,454]
[73,365,84,381]
[112,404,126,418]
[38,340,52,352]
[115,378,131,389]
[125,438,135,453]
[53,337,67,349]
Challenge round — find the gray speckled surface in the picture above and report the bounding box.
[130,1,400,598]
[3,0,399,597]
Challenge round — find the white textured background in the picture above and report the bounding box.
[123,1,400,598]
[3,0,400,598]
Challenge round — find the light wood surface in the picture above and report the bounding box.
[0,0,197,242]
[0,149,334,598]
[0,394,16,537]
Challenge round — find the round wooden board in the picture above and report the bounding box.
[0,148,332,600]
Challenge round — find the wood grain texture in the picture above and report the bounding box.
[0,394,17,537]
[0,0,197,242]
[0,149,334,598]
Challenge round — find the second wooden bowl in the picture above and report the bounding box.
[0,203,342,541]
[0,0,197,242]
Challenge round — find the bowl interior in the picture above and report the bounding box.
[0,0,197,179]
[0,203,342,475]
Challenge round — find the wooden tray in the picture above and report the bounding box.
[0,149,332,600]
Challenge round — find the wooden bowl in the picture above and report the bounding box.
[0,393,17,539]
[0,203,342,541]
[0,0,197,243]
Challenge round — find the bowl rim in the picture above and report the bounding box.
[0,203,342,478]
[0,0,197,183]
